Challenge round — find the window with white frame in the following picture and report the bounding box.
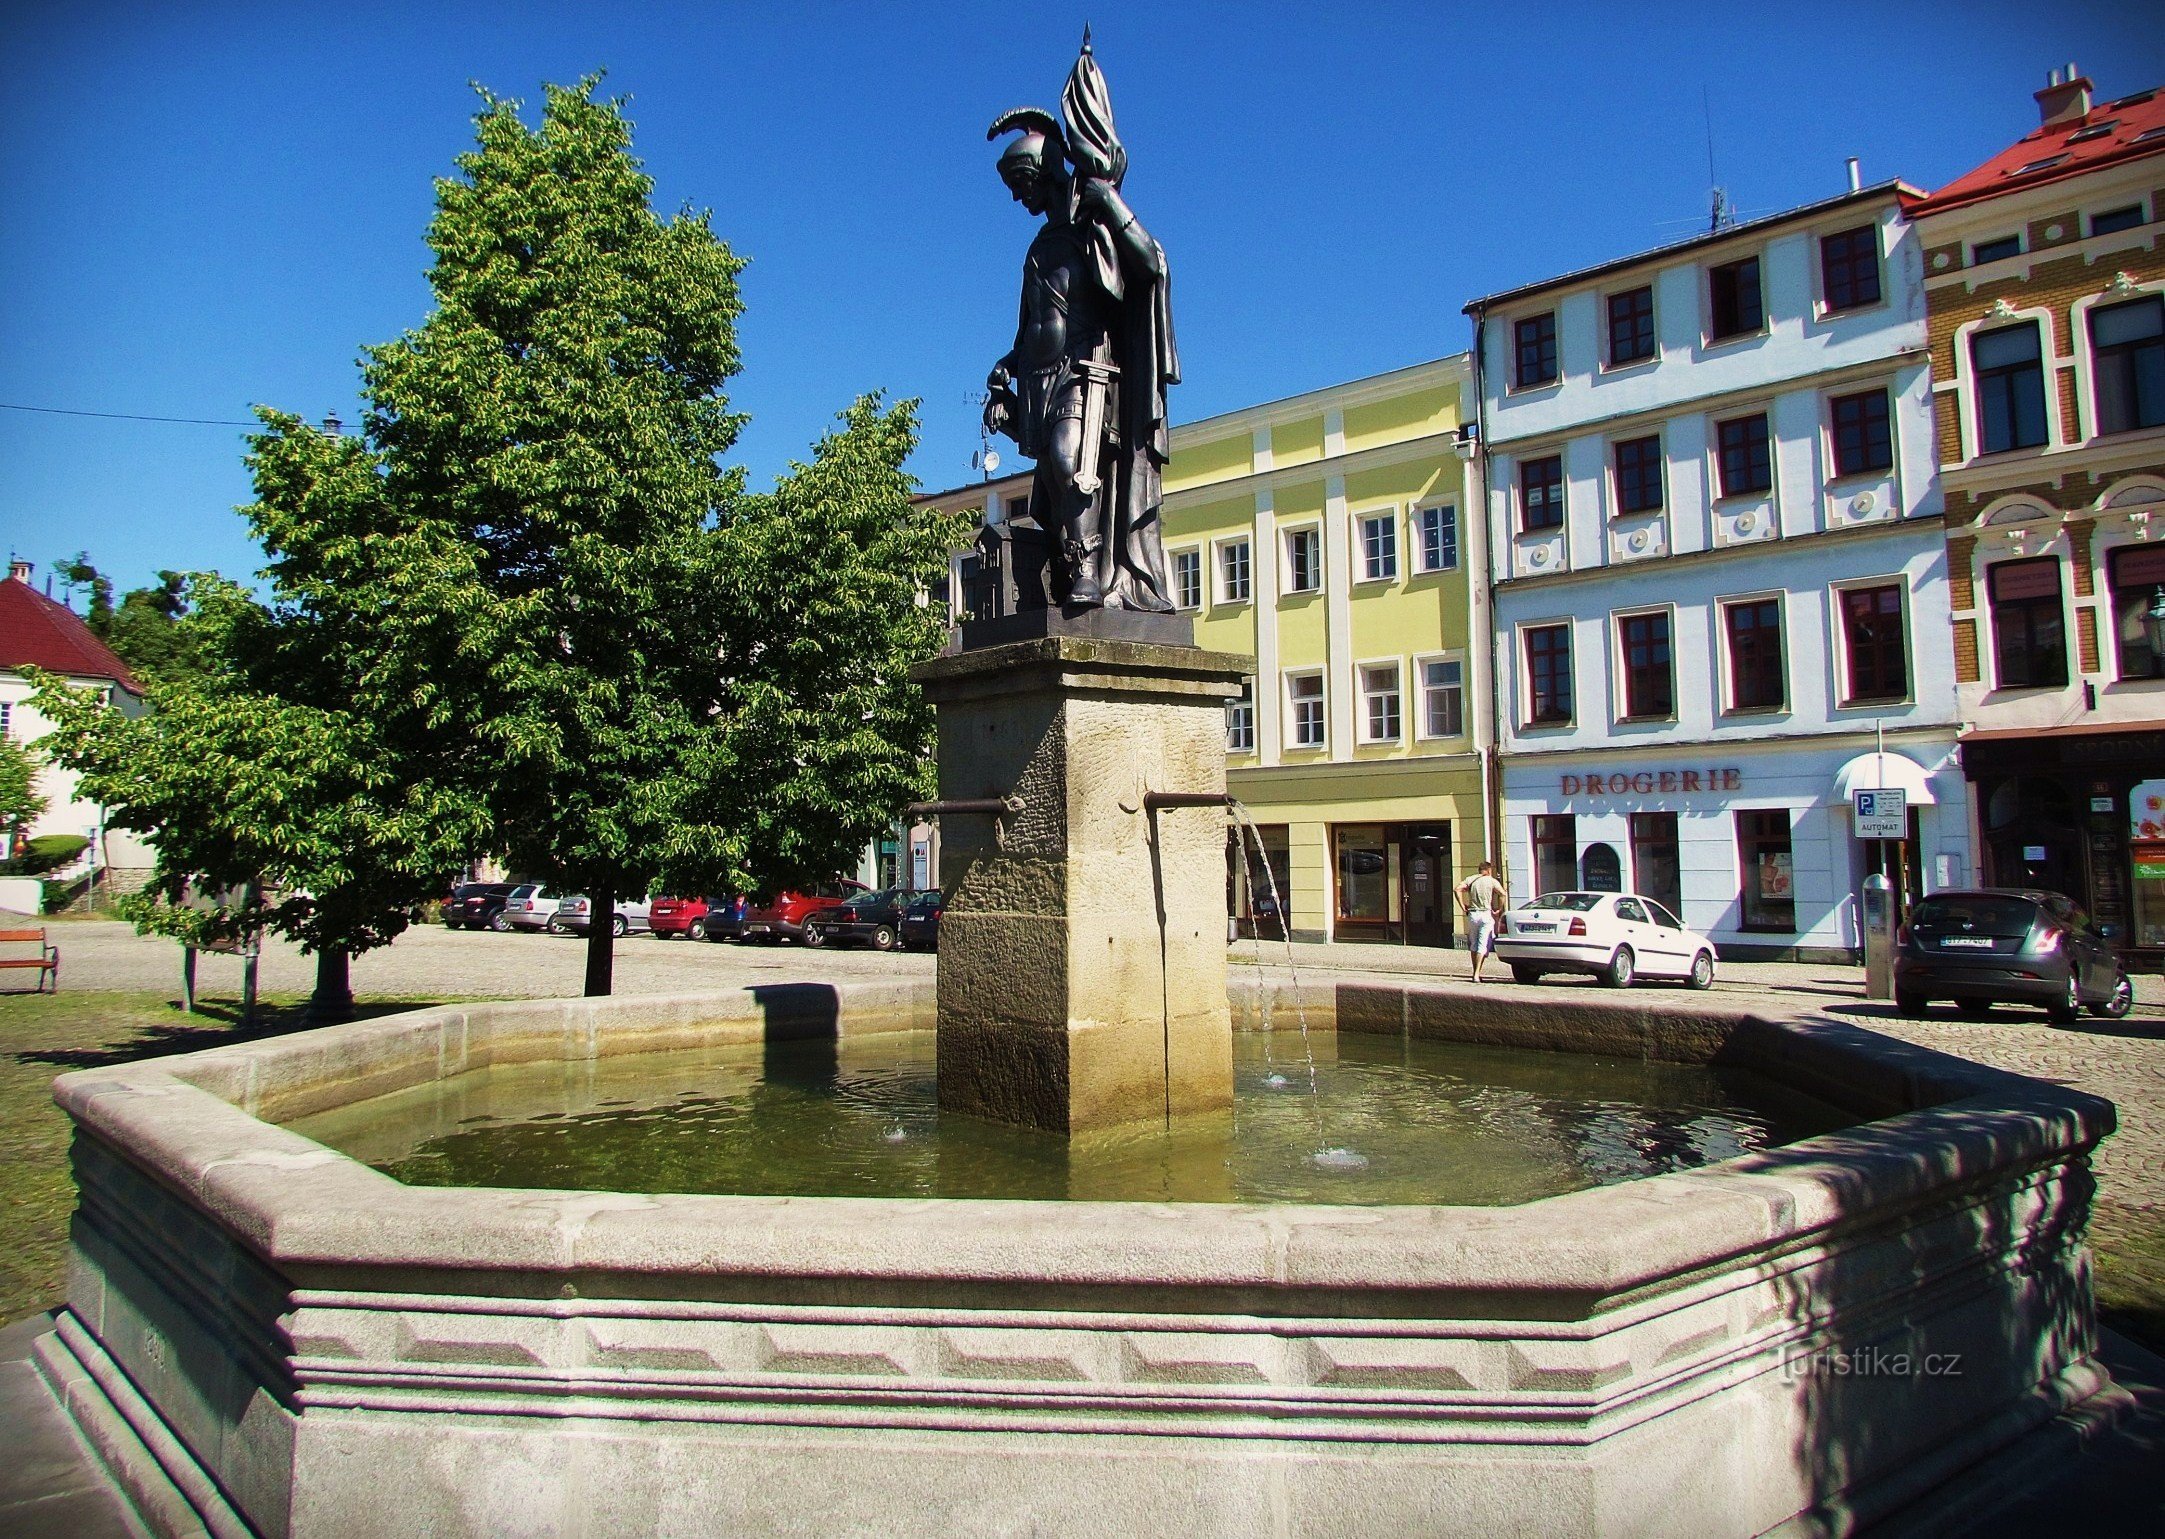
[1217,538,1252,602]
[0,701,10,738]
[1284,526,1322,593]
[1359,663,1402,742]
[1172,548,1202,610]
[1225,679,1255,753]
[1413,504,1459,572]
[1418,657,1464,738]
[1286,672,1325,748]
[1357,512,1398,581]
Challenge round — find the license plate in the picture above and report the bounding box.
[1938,936,1996,949]
[1515,922,1556,934]
[745,923,770,934]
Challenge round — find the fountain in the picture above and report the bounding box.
[26,39,2123,1539]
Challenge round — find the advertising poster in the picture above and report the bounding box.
[2133,780,2165,879]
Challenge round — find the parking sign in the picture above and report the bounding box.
[1853,788,1906,839]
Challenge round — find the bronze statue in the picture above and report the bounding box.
[984,34,1178,612]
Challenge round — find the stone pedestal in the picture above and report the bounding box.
[912,635,1253,1133]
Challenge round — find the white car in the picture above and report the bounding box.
[550,894,653,937]
[492,884,562,932]
[1494,891,1718,990]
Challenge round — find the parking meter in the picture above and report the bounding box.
[1861,872,1895,1001]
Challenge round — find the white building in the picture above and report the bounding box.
[1467,182,1968,961]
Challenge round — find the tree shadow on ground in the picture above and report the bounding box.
[11,998,455,1072]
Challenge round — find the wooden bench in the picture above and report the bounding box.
[0,928,59,992]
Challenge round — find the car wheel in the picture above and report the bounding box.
[872,925,897,951]
[2048,975,2082,1025]
[686,918,706,942]
[2094,972,2134,1020]
[1895,990,1927,1017]
[1603,947,1635,989]
[1510,964,1541,985]
[1955,999,1991,1020]
[490,913,511,932]
[1688,950,1715,990]
[546,917,568,936]
[802,925,827,948]
[610,915,628,938]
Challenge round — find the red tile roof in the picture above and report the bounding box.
[0,577,143,693]
[1907,84,2165,216]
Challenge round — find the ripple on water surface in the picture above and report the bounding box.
[282,1030,1854,1206]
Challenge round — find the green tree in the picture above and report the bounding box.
[0,736,45,853]
[50,554,204,685]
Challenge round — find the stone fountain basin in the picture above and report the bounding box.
[37,980,2114,1538]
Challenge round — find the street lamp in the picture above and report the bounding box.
[2146,585,2165,677]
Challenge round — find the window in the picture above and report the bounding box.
[2110,544,2165,679]
[1972,234,2022,264]
[1414,504,1459,572]
[1286,672,1325,748]
[1988,557,2068,689]
[1736,810,1795,932]
[0,701,10,738]
[1225,680,1255,752]
[1839,582,1909,704]
[1284,527,1321,593]
[1419,657,1464,737]
[1335,825,1390,924]
[1608,286,1656,365]
[1359,663,1402,742]
[2092,205,2145,236]
[1514,312,1558,387]
[2091,295,2165,435]
[1716,413,1772,497]
[1629,811,1683,919]
[1173,548,1202,610]
[1531,815,1577,897]
[1973,322,2048,453]
[1218,538,1252,602]
[1524,623,1573,725]
[1520,455,1565,531]
[953,552,980,621]
[1819,225,1882,311]
[1830,388,1894,477]
[1358,513,1398,581]
[1613,435,1664,514]
[1708,256,1763,340]
[1722,597,1785,711]
[1617,610,1674,719]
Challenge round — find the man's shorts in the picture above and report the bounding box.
[1466,912,1497,956]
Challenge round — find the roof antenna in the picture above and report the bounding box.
[1704,86,1733,232]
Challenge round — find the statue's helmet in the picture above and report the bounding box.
[987,107,1065,185]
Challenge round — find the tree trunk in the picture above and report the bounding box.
[310,947,354,1022]
[584,882,615,997]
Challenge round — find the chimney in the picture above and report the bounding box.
[8,559,30,585]
[1845,157,1861,192]
[2035,64,2093,129]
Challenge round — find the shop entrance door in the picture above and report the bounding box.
[1402,824,1453,947]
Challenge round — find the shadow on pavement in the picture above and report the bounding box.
[11,997,455,1072]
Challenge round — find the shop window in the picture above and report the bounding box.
[1359,663,1402,743]
[2133,778,2165,949]
[1335,825,1391,925]
[1531,815,1577,897]
[1830,388,1893,477]
[1229,823,1291,939]
[1972,322,2048,453]
[2110,544,2165,679]
[1819,225,1882,312]
[1414,504,1459,572]
[1617,609,1674,719]
[1514,312,1558,388]
[1420,657,1464,738]
[1284,527,1322,593]
[1716,412,1772,498]
[1173,549,1202,611]
[1608,286,1656,366]
[1218,538,1252,602]
[1520,455,1565,532]
[1630,811,1683,918]
[1359,513,1398,581]
[2090,295,2165,435]
[1708,256,1764,340]
[1737,810,1796,932]
[1225,680,1255,753]
[1524,623,1573,725]
[1613,435,1664,514]
[1722,596,1786,712]
[1839,583,1908,704]
[1286,672,1325,748]
[1580,843,1623,892]
[1988,557,2068,689]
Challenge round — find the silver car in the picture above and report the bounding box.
[492,884,561,932]
[550,894,653,937]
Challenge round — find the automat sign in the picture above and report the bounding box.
[1853,788,1907,839]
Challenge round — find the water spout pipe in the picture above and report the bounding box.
[1141,791,1234,810]
[905,796,1024,817]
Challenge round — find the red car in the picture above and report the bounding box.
[741,880,870,944]
[649,896,711,940]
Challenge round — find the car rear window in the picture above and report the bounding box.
[1911,896,2039,932]
[1526,893,1603,912]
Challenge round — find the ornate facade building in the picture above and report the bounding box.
[1909,69,2165,961]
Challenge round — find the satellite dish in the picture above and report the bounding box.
[982,450,1001,474]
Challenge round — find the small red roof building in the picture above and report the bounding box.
[1906,72,2165,216]
[0,561,142,695]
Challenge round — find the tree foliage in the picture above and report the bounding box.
[0,736,44,850]
[51,553,203,685]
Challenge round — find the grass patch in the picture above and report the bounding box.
[2093,1200,2165,1356]
[0,989,460,1326]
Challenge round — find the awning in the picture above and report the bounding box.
[1832,751,1938,806]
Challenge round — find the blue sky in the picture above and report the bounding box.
[4,1,2160,597]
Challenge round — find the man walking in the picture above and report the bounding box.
[1456,860,1506,982]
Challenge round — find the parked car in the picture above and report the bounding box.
[1494,891,1719,989]
[1895,888,2132,1024]
[805,888,912,950]
[700,894,753,943]
[551,894,653,937]
[494,884,561,932]
[740,881,871,944]
[442,882,517,930]
[649,896,710,940]
[898,888,943,952]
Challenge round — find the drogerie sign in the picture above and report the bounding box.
[1560,767,1744,797]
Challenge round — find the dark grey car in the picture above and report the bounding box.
[1894,888,2133,1024]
